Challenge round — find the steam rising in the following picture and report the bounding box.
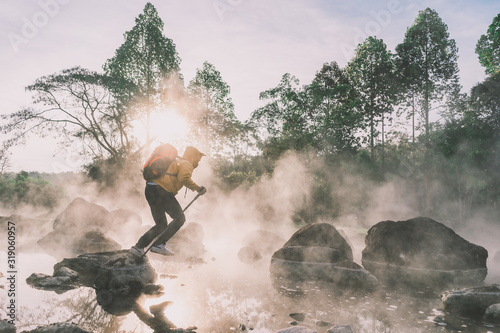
[2,79,499,331]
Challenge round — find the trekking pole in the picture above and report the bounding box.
[142,192,202,258]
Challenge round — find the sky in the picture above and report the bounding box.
[1,0,499,173]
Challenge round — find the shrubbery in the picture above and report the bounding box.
[0,171,62,211]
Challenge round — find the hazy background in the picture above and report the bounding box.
[1,0,499,172]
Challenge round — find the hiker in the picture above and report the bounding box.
[130,146,207,256]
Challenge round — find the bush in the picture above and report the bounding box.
[0,171,62,210]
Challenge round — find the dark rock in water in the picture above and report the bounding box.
[38,230,121,260]
[28,250,158,314]
[238,246,263,263]
[26,273,79,292]
[56,250,157,287]
[289,313,306,322]
[0,319,16,333]
[23,322,90,332]
[362,217,488,289]
[442,284,500,318]
[315,320,331,327]
[276,326,317,333]
[484,303,500,324]
[327,325,353,333]
[270,223,378,292]
[167,222,206,259]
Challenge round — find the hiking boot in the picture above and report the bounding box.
[130,245,145,257]
[151,244,174,256]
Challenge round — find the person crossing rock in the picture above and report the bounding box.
[130,146,207,257]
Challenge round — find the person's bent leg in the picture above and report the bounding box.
[155,194,185,245]
[136,185,168,248]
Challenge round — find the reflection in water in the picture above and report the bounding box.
[4,250,500,332]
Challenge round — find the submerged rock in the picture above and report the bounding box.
[442,284,500,318]
[276,327,317,333]
[0,320,16,333]
[26,273,78,292]
[238,246,263,263]
[484,303,500,324]
[238,230,287,263]
[270,223,378,292]
[23,322,90,332]
[327,325,353,333]
[362,217,488,289]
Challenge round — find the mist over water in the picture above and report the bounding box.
[1,151,500,332]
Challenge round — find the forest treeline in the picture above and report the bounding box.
[1,4,499,225]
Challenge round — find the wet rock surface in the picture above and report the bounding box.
[25,250,199,331]
[270,223,378,292]
[0,320,16,333]
[362,216,488,289]
[22,322,90,332]
[484,303,500,324]
[442,284,500,318]
[327,325,354,333]
[27,250,157,296]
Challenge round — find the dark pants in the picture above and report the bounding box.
[135,184,186,248]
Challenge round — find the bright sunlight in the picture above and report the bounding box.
[132,108,189,148]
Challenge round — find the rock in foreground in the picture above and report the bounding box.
[442,284,500,319]
[270,223,378,293]
[362,217,488,289]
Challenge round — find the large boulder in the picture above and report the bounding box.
[38,198,142,259]
[442,285,500,319]
[361,217,488,289]
[27,251,160,316]
[270,223,378,292]
[38,230,121,259]
[53,197,142,235]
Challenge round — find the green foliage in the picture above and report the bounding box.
[307,62,362,154]
[395,7,460,141]
[103,2,181,101]
[186,61,247,158]
[0,171,61,210]
[347,37,398,160]
[103,2,182,149]
[476,13,500,75]
[212,155,273,191]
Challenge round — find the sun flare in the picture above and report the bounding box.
[132,108,189,148]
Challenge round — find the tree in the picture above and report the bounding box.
[476,13,500,75]
[395,8,460,143]
[250,73,314,159]
[1,67,139,167]
[307,61,362,155]
[395,8,460,214]
[347,37,398,166]
[103,2,181,152]
[185,61,246,158]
